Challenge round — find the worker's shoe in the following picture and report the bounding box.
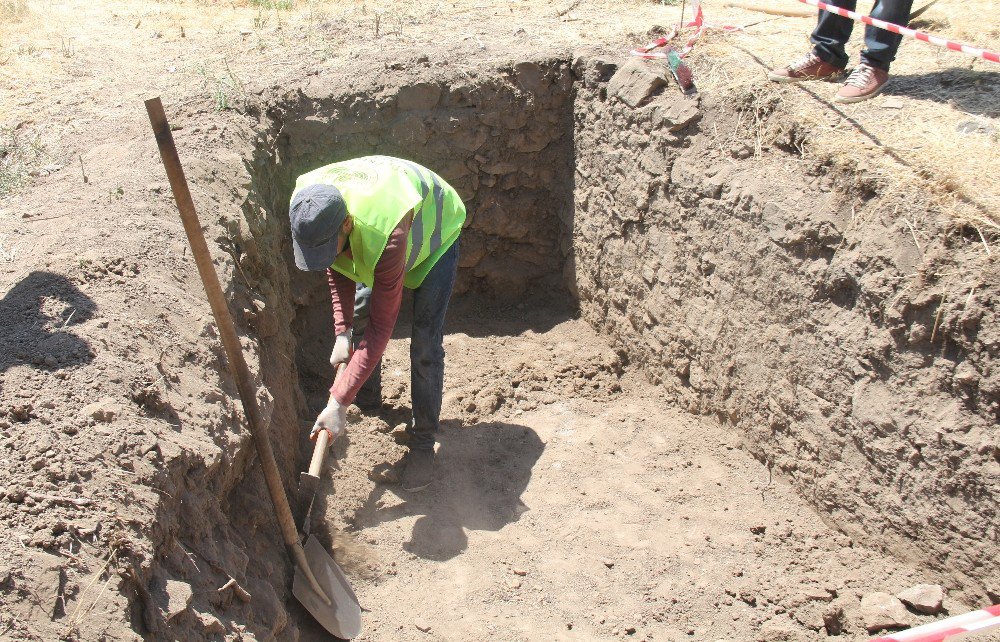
[834,63,889,103]
[400,448,436,492]
[768,52,845,83]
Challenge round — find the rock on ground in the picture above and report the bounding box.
[607,58,668,108]
[861,592,914,632]
[897,584,945,615]
[80,397,120,423]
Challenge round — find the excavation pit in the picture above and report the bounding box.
[210,57,997,639]
[1,47,997,642]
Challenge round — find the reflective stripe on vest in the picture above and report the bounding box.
[395,159,448,273]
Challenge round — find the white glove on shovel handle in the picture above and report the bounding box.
[310,398,347,449]
[330,332,352,368]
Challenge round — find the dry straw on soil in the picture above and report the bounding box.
[1,0,997,234]
[0,0,28,21]
[0,127,45,197]
[684,0,999,239]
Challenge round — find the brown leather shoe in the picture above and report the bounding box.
[768,52,845,83]
[834,63,889,103]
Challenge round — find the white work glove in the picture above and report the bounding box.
[330,332,352,368]
[310,399,347,445]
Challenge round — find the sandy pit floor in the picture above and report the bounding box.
[287,299,960,641]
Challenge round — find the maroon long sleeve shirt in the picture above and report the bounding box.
[326,217,411,406]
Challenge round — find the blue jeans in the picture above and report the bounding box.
[352,240,459,451]
[811,0,914,71]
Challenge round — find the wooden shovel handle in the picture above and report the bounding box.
[145,97,330,606]
[309,430,330,474]
[308,364,344,476]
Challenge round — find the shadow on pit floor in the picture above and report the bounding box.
[441,290,579,339]
[353,419,544,562]
[290,419,544,640]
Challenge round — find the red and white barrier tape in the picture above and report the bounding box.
[631,18,695,59]
[796,0,1000,64]
[869,604,1000,642]
[632,1,740,59]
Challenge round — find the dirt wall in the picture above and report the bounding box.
[569,55,999,602]
[241,63,577,389]
[0,97,314,639]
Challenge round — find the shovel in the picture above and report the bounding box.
[293,367,362,639]
[295,368,344,533]
[145,97,358,639]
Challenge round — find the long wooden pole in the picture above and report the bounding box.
[144,97,331,606]
[723,2,813,17]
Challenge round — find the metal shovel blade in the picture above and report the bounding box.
[295,470,320,531]
[293,535,362,639]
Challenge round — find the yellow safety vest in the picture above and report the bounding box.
[291,156,466,288]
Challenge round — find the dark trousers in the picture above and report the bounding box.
[352,240,459,451]
[811,0,914,71]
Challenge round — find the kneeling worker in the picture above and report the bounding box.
[289,156,466,491]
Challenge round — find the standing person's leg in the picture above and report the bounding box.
[351,283,382,409]
[811,0,858,69]
[836,0,913,101]
[770,0,854,81]
[860,0,915,70]
[407,240,459,452]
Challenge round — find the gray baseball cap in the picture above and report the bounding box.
[290,184,348,271]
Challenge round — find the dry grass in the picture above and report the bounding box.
[0,0,28,21]
[0,126,44,197]
[685,0,999,235]
[0,0,996,237]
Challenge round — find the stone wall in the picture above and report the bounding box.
[255,62,575,296]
